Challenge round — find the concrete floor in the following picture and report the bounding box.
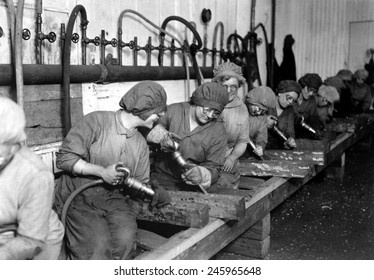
[268,144,374,260]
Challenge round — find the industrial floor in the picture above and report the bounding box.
[268,142,374,260]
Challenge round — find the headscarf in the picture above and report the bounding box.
[276,80,302,96]
[190,82,230,112]
[353,69,369,81]
[0,96,27,144]
[318,85,340,104]
[337,69,353,81]
[245,86,276,111]
[119,81,167,120]
[324,76,346,93]
[298,73,323,90]
[212,61,246,85]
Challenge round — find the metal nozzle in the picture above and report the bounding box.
[272,126,288,142]
[299,117,316,134]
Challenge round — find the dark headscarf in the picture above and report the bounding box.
[119,81,167,120]
[190,82,230,112]
[275,80,302,96]
[298,73,322,90]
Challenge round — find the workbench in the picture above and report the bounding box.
[133,114,374,260]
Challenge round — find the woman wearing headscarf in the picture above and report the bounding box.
[151,82,229,192]
[54,81,171,260]
[267,80,301,149]
[348,69,372,113]
[0,96,64,260]
[315,85,340,128]
[211,61,250,189]
[295,73,324,139]
[245,86,276,156]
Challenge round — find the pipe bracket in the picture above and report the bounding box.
[94,64,108,84]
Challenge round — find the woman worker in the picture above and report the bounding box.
[294,73,324,139]
[0,96,64,260]
[267,80,302,149]
[150,82,230,192]
[211,61,250,189]
[245,86,277,157]
[54,81,171,260]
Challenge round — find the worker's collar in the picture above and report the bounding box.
[225,96,242,109]
[115,110,138,137]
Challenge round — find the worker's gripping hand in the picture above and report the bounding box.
[150,180,172,208]
[267,115,278,128]
[181,166,203,185]
[313,129,324,140]
[102,164,125,186]
[223,156,236,172]
[160,132,181,153]
[253,145,264,157]
[284,137,297,149]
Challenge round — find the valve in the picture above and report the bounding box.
[110,38,118,47]
[71,33,79,43]
[38,31,56,43]
[83,36,100,46]
[22,28,31,40]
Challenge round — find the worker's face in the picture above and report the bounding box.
[220,77,240,102]
[0,144,19,171]
[196,106,220,124]
[278,91,298,109]
[142,111,165,129]
[248,104,265,116]
[301,86,317,100]
[316,95,330,107]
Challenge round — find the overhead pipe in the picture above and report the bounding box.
[62,5,89,136]
[0,64,214,86]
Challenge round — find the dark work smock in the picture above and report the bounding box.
[151,102,228,191]
[54,110,150,260]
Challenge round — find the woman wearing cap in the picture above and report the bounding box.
[211,62,250,189]
[54,81,171,260]
[348,69,372,113]
[0,96,64,259]
[151,82,229,192]
[267,80,301,149]
[315,85,340,128]
[295,73,324,139]
[245,86,276,156]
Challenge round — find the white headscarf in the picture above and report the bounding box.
[0,96,26,144]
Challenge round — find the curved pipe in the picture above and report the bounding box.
[160,16,204,86]
[62,5,88,136]
[212,22,224,68]
[254,23,270,87]
[117,9,184,66]
[61,179,103,228]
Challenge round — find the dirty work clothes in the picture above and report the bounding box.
[267,106,295,149]
[214,97,250,190]
[0,147,64,260]
[221,97,250,154]
[54,110,150,260]
[348,82,372,113]
[151,102,227,191]
[294,96,324,138]
[248,115,268,150]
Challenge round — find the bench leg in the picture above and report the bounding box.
[214,214,271,260]
[325,152,345,180]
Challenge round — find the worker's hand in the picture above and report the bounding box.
[313,130,324,140]
[267,115,278,128]
[181,166,203,185]
[253,146,264,157]
[284,137,297,149]
[101,164,125,186]
[222,156,236,172]
[160,132,181,153]
[150,180,172,208]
